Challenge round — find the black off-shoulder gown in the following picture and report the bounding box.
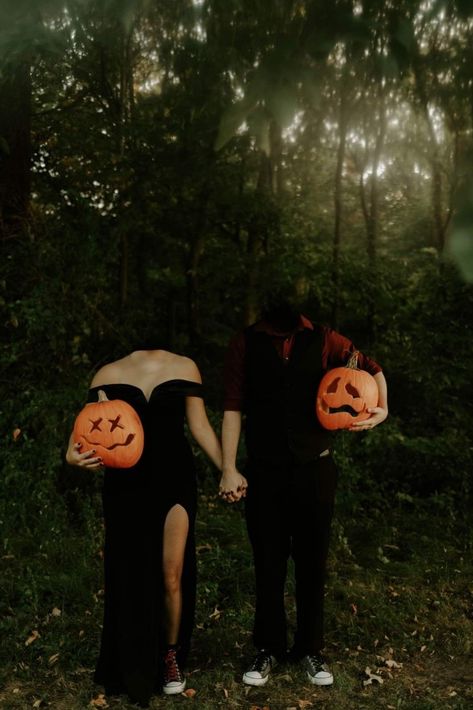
[87,379,203,707]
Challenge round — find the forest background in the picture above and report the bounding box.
[1,0,473,708]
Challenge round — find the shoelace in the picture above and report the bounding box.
[306,654,325,674]
[249,652,272,673]
[164,650,182,683]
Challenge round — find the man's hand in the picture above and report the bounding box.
[350,406,388,431]
[218,468,248,503]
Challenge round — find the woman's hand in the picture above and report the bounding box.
[218,468,248,503]
[66,439,104,470]
[350,406,388,431]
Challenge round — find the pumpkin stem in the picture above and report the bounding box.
[97,389,109,402]
[346,350,359,369]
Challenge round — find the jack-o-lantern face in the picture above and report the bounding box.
[73,397,144,468]
[316,352,378,430]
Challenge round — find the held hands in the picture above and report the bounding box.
[350,406,388,431]
[218,468,248,504]
[66,441,104,470]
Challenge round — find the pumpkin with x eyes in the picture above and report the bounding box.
[316,351,378,430]
[73,395,144,468]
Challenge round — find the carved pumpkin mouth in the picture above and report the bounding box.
[83,433,136,450]
[321,402,360,417]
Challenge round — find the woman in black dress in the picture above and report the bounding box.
[66,349,223,707]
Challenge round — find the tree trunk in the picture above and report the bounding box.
[117,26,135,307]
[359,87,386,342]
[413,54,448,253]
[244,218,266,326]
[243,124,278,325]
[186,182,212,344]
[0,58,31,237]
[331,79,349,329]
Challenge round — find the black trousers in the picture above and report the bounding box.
[244,453,338,658]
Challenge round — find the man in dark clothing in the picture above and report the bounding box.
[219,302,388,686]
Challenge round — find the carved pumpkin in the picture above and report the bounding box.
[73,391,144,468]
[316,351,378,430]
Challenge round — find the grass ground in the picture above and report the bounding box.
[1,484,472,710]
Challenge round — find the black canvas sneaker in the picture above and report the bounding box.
[242,650,277,686]
[302,654,334,685]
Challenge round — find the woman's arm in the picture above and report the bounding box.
[185,396,222,470]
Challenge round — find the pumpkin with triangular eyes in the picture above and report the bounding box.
[316,351,378,430]
[73,394,144,468]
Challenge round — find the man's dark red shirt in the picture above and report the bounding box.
[223,315,382,411]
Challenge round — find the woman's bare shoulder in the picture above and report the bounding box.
[90,360,127,387]
[172,354,202,383]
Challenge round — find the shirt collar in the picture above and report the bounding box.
[254,314,314,336]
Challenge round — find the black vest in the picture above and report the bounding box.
[243,324,333,465]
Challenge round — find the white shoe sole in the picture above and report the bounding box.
[242,673,269,687]
[306,672,333,686]
[163,679,186,695]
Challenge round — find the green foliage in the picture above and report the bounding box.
[0,0,473,705]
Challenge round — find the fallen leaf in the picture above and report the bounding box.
[51,607,61,617]
[298,700,313,709]
[350,603,358,615]
[12,688,20,694]
[48,653,60,665]
[13,428,21,441]
[32,701,42,708]
[89,695,108,707]
[209,606,222,620]
[223,688,229,698]
[420,645,427,652]
[182,688,196,698]
[25,630,40,646]
[385,659,402,669]
[363,667,384,686]
[196,544,212,553]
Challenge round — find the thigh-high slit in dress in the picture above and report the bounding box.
[86,379,203,707]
